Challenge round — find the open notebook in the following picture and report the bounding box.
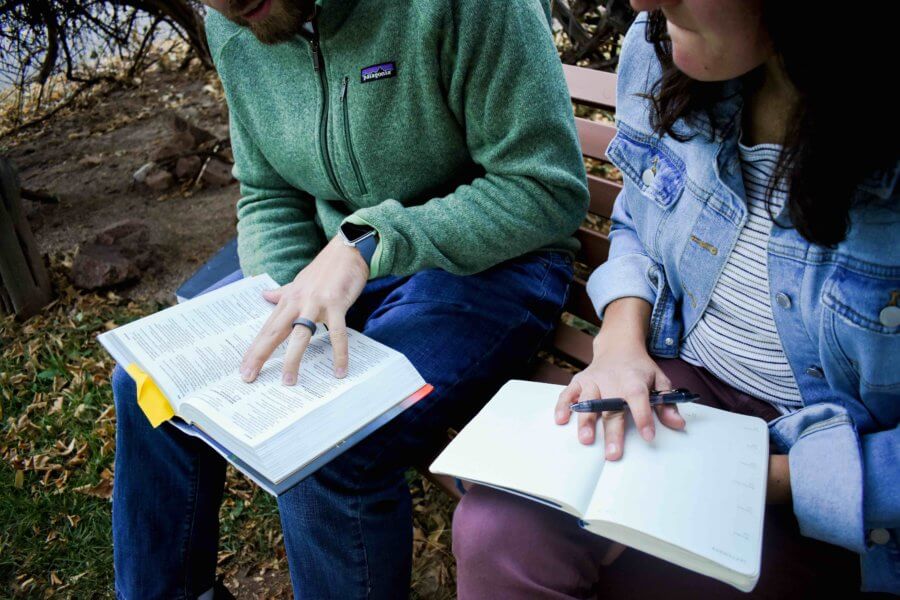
[99,274,430,495]
[430,380,770,592]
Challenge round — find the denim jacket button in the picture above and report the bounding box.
[641,168,655,186]
[879,305,900,328]
[870,528,891,545]
[775,292,792,309]
[805,366,825,379]
[664,337,675,346]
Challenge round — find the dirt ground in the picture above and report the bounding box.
[2,62,237,305]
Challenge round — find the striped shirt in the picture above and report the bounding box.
[680,141,803,413]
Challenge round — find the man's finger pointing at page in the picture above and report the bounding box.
[262,286,284,304]
[282,311,316,386]
[241,305,294,382]
[328,309,350,379]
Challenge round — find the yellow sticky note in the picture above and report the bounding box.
[125,363,175,428]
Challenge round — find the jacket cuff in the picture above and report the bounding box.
[341,213,386,280]
[769,404,868,553]
[862,425,900,528]
[586,253,657,320]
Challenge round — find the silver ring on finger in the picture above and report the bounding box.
[291,317,317,336]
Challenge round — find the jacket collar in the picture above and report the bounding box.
[312,0,359,37]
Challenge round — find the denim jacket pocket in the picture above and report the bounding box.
[822,265,900,393]
[607,123,686,210]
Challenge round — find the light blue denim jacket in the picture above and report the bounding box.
[587,15,900,593]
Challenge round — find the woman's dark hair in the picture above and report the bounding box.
[644,6,898,247]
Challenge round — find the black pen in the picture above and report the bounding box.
[569,388,700,413]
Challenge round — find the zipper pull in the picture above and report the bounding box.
[310,38,320,72]
[341,77,348,102]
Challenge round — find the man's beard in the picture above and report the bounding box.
[227,0,314,45]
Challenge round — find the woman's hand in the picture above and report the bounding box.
[555,345,685,459]
[240,236,369,385]
[553,297,684,460]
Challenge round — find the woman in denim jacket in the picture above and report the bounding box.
[452,1,898,596]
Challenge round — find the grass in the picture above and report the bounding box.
[0,258,457,598]
[0,262,147,596]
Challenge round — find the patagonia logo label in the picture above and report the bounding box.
[361,62,397,83]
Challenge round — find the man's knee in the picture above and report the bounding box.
[112,365,137,415]
[112,365,152,434]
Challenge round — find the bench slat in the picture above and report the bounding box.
[575,226,610,266]
[575,118,616,161]
[566,277,600,327]
[563,65,617,110]
[587,174,620,219]
[551,323,594,366]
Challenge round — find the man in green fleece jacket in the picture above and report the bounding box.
[111,0,588,597]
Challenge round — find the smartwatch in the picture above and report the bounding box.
[339,222,378,267]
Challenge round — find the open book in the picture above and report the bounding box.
[430,380,769,592]
[99,274,430,495]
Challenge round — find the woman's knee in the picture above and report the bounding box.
[452,485,538,567]
[453,485,610,599]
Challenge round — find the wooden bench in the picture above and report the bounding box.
[425,64,620,499]
[533,65,618,383]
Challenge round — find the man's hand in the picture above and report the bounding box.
[240,236,369,385]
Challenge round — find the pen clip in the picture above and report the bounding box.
[649,388,699,403]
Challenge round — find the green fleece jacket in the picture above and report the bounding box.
[206,0,588,285]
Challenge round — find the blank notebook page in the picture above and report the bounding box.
[584,402,769,577]
[430,380,606,514]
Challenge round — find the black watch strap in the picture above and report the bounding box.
[340,222,378,267]
[355,233,378,266]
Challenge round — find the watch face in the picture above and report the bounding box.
[341,222,375,243]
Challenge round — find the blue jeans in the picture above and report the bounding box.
[112,251,572,599]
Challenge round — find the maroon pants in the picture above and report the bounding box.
[452,359,871,599]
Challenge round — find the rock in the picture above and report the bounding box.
[71,243,140,290]
[151,141,189,162]
[134,162,175,191]
[179,107,200,124]
[201,158,234,187]
[210,124,229,140]
[144,169,175,192]
[132,162,156,184]
[78,154,103,168]
[174,155,202,180]
[71,220,156,290]
[93,219,150,247]
[170,112,215,147]
[150,113,217,162]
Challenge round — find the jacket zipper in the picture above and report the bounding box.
[341,77,368,195]
[309,24,349,200]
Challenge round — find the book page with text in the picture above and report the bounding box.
[181,330,397,447]
[583,403,769,577]
[102,275,278,406]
